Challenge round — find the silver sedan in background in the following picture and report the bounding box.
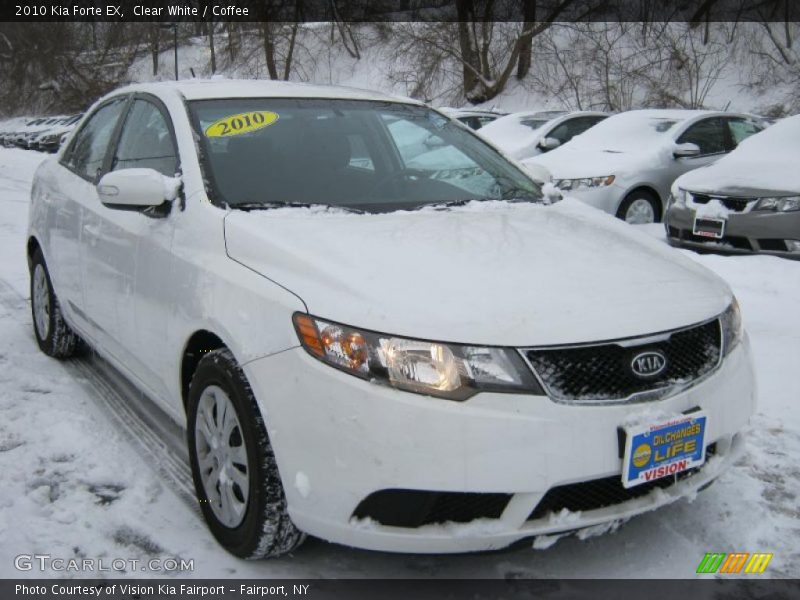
[529,110,764,224]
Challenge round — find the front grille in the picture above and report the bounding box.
[528,444,717,520]
[525,320,721,403]
[690,193,753,212]
[352,489,512,528]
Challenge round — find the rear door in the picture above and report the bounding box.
[51,96,128,333]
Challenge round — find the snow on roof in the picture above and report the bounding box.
[563,108,729,153]
[107,78,422,105]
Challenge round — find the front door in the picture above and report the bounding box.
[81,96,180,402]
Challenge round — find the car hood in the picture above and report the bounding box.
[675,156,800,196]
[531,145,662,180]
[224,199,730,346]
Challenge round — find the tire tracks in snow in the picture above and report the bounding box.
[0,277,201,519]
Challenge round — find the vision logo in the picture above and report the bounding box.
[696,552,773,574]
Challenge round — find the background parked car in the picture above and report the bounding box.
[439,107,507,130]
[666,113,800,259]
[0,116,31,147]
[31,114,83,153]
[0,114,82,152]
[478,110,608,160]
[529,109,765,224]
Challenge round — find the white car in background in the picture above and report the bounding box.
[529,109,764,224]
[479,110,608,160]
[28,80,754,558]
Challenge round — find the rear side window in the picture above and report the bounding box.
[63,98,126,181]
[111,99,178,177]
[726,118,762,147]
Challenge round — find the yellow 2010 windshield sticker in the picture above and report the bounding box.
[204,111,279,137]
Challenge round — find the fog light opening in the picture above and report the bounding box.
[784,240,800,253]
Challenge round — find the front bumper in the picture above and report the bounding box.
[244,337,755,553]
[666,204,800,260]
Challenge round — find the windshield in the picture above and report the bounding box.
[189,98,541,212]
[566,112,681,152]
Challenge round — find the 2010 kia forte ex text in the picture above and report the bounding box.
[27,80,756,558]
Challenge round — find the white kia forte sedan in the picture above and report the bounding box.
[27,80,755,558]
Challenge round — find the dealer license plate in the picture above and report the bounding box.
[621,413,707,489]
[693,217,726,239]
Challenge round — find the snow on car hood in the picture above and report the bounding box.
[675,115,800,195]
[223,199,730,346]
[529,144,665,180]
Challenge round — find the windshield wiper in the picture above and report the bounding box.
[424,198,486,210]
[230,201,364,214]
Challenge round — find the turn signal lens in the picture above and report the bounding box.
[292,314,325,357]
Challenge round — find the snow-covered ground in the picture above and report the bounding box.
[0,147,798,579]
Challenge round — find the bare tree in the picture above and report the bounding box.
[0,22,144,116]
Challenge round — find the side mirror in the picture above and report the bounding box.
[673,142,701,158]
[97,168,176,213]
[538,137,561,151]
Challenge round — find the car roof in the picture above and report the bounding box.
[446,108,508,116]
[104,79,423,106]
[511,110,607,120]
[608,108,722,121]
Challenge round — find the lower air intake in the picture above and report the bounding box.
[352,489,512,528]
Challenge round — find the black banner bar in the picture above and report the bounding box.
[3,579,800,600]
[2,0,800,23]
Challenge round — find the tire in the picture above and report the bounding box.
[616,190,661,224]
[187,348,304,559]
[30,249,81,358]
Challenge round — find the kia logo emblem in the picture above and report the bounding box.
[631,351,667,378]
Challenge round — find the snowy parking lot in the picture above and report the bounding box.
[0,146,797,579]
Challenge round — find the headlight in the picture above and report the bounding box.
[754,195,800,212]
[554,175,615,191]
[669,188,687,208]
[720,298,743,357]
[293,313,543,400]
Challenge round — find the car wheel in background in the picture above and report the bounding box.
[187,348,305,559]
[30,249,81,358]
[617,190,661,224]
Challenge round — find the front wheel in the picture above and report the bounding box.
[30,249,81,358]
[187,348,304,558]
[617,191,661,224]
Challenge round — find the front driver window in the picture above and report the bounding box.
[677,118,726,156]
[112,99,178,177]
[64,97,126,181]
